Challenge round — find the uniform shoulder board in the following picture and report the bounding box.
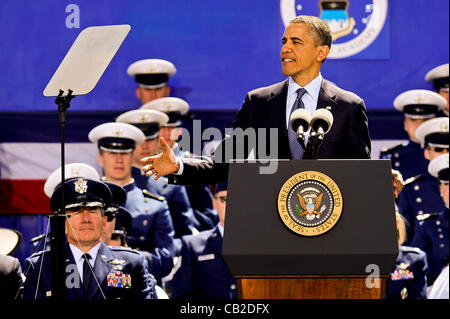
[404,174,423,186]
[142,189,166,201]
[30,233,47,244]
[30,249,50,258]
[380,143,405,154]
[416,213,439,222]
[110,245,140,255]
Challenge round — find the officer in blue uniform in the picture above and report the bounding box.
[30,163,103,254]
[396,117,448,244]
[142,97,219,233]
[127,58,176,105]
[380,90,447,180]
[411,153,449,287]
[116,108,201,241]
[23,178,157,299]
[171,181,237,299]
[425,63,449,117]
[89,122,175,280]
[386,212,428,299]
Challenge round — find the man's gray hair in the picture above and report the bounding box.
[290,15,332,49]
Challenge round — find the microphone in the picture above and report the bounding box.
[290,108,311,150]
[310,109,333,140]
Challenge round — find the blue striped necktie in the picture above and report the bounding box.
[288,88,307,159]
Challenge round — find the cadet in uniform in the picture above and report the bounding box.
[89,122,175,280]
[380,90,447,180]
[425,63,449,116]
[23,178,157,299]
[385,212,427,299]
[142,97,219,232]
[171,181,237,299]
[397,117,449,244]
[411,153,449,288]
[116,108,200,241]
[127,58,176,104]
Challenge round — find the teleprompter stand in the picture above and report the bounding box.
[222,159,398,299]
[43,25,131,299]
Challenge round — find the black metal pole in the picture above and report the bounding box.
[50,89,74,300]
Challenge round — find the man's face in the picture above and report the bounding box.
[133,139,161,166]
[424,146,449,161]
[440,182,449,208]
[403,117,426,141]
[136,86,170,104]
[66,207,106,248]
[280,23,328,85]
[97,151,133,184]
[213,190,227,227]
[101,216,116,245]
[159,126,182,149]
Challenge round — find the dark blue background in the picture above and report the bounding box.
[0,0,448,112]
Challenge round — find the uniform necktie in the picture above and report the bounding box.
[288,88,307,159]
[83,254,92,296]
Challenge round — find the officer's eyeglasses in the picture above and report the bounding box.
[214,196,227,203]
[429,146,448,153]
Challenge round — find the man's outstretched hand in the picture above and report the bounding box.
[141,137,180,180]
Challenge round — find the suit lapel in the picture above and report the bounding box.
[317,79,337,111]
[87,242,113,299]
[267,79,289,131]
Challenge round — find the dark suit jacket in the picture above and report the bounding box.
[23,242,157,299]
[170,79,371,185]
[0,254,23,299]
[171,227,238,299]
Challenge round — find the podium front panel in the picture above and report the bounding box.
[222,160,398,276]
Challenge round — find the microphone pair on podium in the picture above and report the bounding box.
[290,108,334,159]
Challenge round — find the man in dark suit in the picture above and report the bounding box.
[23,178,157,299]
[141,15,371,184]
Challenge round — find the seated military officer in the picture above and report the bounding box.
[28,163,103,254]
[380,90,446,180]
[171,181,237,299]
[142,97,219,233]
[425,63,449,116]
[23,178,157,299]
[386,212,428,299]
[117,107,202,241]
[397,117,449,244]
[127,58,176,104]
[411,153,449,289]
[89,122,175,280]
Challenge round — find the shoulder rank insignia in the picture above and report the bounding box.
[108,259,126,265]
[142,189,165,201]
[380,143,405,154]
[416,213,439,222]
[404,174,423,186]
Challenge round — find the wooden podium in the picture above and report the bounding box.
[238,276,387,299]
[223,160,398,299]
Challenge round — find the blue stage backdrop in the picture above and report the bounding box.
[0,0,448,112]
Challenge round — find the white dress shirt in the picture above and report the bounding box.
[285,73,323,131]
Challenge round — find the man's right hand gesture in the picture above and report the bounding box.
[141,137,180,180]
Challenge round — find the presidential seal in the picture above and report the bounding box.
[277,171,343,236]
